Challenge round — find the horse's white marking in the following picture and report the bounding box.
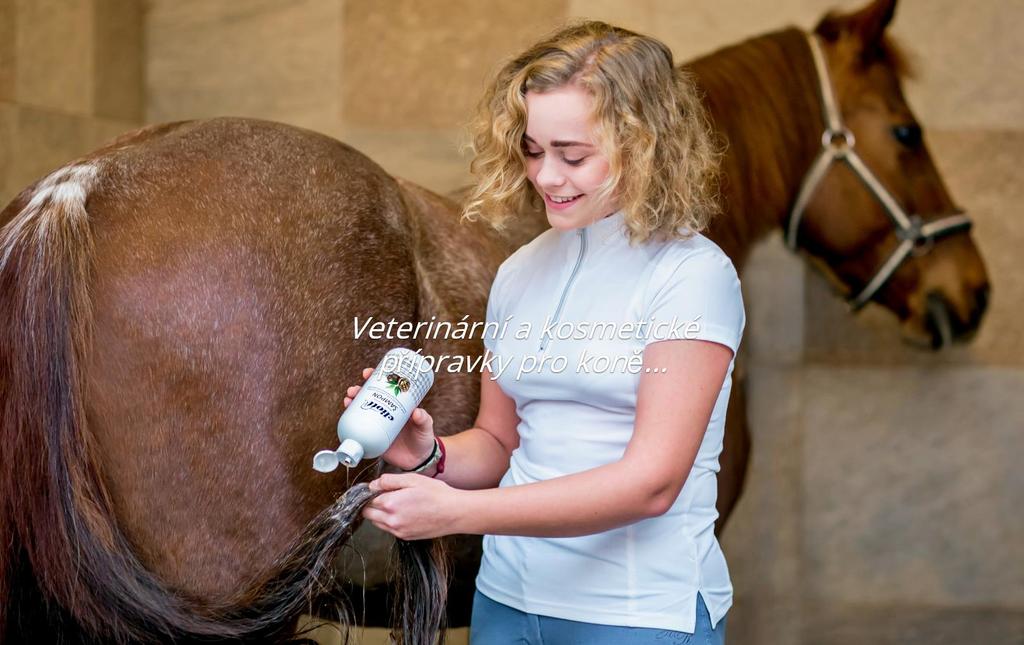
[0,163,99,271]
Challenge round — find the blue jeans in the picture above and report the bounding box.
[469,590,727,644]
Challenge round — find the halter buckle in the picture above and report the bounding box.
[912,235,935,257]
[897,214,936,256]
[896,214,924,242]
[822,128,855,154]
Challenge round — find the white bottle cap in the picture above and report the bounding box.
[337,438,365,468]
[312,450,340,473]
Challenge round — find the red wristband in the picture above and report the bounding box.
[434,436,446,476]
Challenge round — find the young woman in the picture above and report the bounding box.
[349,21,743,644]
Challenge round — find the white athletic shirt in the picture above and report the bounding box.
[475,208,745,633]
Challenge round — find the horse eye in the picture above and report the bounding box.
[892,124,922,148]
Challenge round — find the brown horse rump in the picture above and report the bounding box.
[0,117,470,643]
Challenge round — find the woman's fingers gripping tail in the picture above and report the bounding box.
[363,473,464,540]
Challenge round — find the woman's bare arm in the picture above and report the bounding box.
[429,368,521,489]
[363,339,733,540]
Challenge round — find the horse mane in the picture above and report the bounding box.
[683,27,825,264]
[682,24,921,267]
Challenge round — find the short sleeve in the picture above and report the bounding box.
[483,260,513,354]
[483,275,500,355]
[642,249,746,355]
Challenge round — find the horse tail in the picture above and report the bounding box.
[0,162,448,644]
[0,163,110,640]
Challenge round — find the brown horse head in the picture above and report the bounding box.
[793,0,989,348]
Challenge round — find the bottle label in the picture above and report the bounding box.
[361,388,402,420]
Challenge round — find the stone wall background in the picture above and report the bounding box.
[0,0,143,206]
[1,1,1021,644]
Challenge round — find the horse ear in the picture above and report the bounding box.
[814,0,897,51]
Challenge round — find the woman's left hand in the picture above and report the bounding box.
[362,473,464,540]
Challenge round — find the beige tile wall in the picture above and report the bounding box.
[0,0,143,206]
[14,0,94,115]
[3,1,1021,643]
[340,0,568,130]
[570,0,1024,130]
[10,105,89,186]
[333,0,570,197]
[0,0,14,102]
[94,0,144,121]
[145,0,343,138]
[0,102,14,199]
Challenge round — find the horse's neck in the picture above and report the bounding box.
[686,27,823,267]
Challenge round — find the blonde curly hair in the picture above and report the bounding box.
[461,20,721,244]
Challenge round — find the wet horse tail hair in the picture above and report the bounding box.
[0,162,448,644]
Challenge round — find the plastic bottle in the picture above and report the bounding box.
[313,347,434,472]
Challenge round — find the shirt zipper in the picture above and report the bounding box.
[539,227,587,351]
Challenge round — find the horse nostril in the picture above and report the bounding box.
[970,283,990,328]
[925,291,954,350]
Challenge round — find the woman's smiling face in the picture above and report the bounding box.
[523,84,620,231]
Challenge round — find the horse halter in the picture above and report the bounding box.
[785,33,973,311]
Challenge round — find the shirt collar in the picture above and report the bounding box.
[577,208,628,247]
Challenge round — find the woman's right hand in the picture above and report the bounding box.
[345,367,437,471]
